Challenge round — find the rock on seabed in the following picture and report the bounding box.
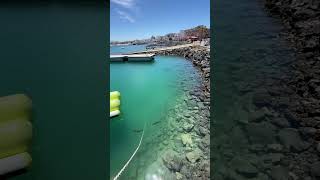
[181,133,193,146]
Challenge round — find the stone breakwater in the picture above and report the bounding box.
[148,45,212,179]
[154,46,211,179]
[262,0,320,179]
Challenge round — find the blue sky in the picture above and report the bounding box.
[110,0,210,41]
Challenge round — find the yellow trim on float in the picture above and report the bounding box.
[0,94,33,175]
[110,91,120,117]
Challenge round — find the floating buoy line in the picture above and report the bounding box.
[110,91,147,179]
[113,122,146,180]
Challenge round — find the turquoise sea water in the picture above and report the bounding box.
[110,45,147,55]
[110,46,200,178]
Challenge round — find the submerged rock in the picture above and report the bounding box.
[162,150,183,172]
[245,122,277,144]
[198,134,210,153]
[181,133,193,146]
[236,108,249,124]
[186,149,202,163]
[175,172,184,180]
[182,122,194,132]
[278,128,310,152]
[264,153,284,165]
[270,117,290,128]
[230,157,258,178]
[299,127,317,138]
[249,108,267,122]
[257,173,269,180]
[195,125,210,136]
[270,166,289,180]
[267,143,284,153]
[310,161,320,177]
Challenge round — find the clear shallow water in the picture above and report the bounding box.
[110,46,200,178]
[213,0,296,179]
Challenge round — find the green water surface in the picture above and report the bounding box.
[110,55,199,178]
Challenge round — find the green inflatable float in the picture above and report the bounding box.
[110,91,120,117]
[0,94,32,175]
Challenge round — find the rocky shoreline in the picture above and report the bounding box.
[208,0,319,179]
[157,86,211,180]
[155,46,211,179]
[263,0,320,179]
[122,47,211,179]
[211,0,320,179]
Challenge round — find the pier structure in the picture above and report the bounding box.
[109,43,200,62]
[110,53,155,62]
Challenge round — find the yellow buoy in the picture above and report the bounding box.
[0,94,32,175]
[0,152,32,175]
[110,91,120,117]
[110,91,120,100]
[0,94,32,122]
[110,100,120,109]
[0,119,32,159]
